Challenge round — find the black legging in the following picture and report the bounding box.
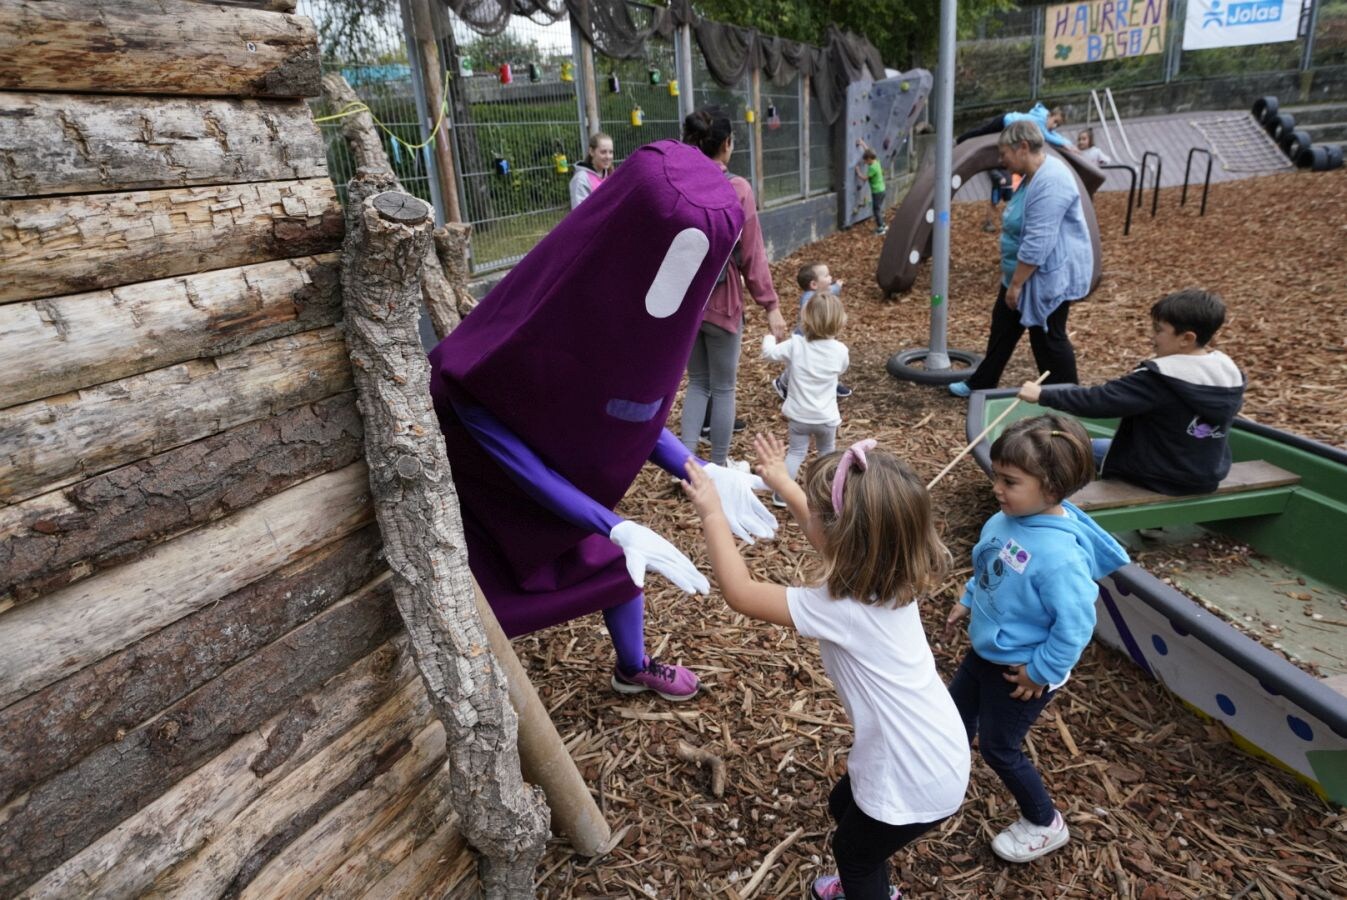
[966,284,1079,390]
[828,774,943,899]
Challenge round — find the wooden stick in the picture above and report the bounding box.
[739,827,804,900]
[674,740,726,798]
[927,371,1051,490]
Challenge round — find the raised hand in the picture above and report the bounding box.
[751,433,791,495]
[680,458,722,521]
[700,460,777,544]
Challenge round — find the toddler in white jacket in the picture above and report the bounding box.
[762,290,849,503]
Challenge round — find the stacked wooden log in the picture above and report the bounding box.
[0,0,476,894]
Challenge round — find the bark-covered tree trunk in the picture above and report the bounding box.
[0,0,319,98]
[321,72,474,332]
[339,188,549,896]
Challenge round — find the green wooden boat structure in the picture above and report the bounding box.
[966,389,1347,806]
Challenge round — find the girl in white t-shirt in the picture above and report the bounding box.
[682,436,969,900]
[762,290,849,505]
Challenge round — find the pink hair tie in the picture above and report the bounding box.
[831,439,878,515]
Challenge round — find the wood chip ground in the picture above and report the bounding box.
[514,171,1347,898]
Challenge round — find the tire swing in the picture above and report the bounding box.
[886,348,984,385]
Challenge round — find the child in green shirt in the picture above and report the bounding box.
[855,141,887,235]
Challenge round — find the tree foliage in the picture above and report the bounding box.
[689,0,1015,69]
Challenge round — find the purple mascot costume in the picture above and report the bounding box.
[429,140,777,700]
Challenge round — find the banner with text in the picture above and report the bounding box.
[1182,0,1302,50]
[1044,0,1169,68]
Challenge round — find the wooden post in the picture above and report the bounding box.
[340,186,609,890]
[408,0,462,223]
[341,188,549,894]
[407,242,601,857]
[580,35,601,136]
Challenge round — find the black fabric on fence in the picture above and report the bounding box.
[435,0,886,124]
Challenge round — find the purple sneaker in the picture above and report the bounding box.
[611,656,700,701]
[810,875,901,899]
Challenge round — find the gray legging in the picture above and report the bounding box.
[680,320,742,465]
[786,420,837,479]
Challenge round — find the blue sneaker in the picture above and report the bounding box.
[835,383,853,398]
[948,381,972,398]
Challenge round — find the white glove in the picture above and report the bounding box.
[609,520,710,595]
[702,462,778,545]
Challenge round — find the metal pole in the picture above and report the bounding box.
[1165,0,1184,83]
[927,0,957,371]
[1301,0,1320,72]
[750,67,764,201]
[800,75,811,196]
[1030,6,1044,102]
[678,23,695,120]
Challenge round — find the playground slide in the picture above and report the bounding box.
[877,135,1105,296]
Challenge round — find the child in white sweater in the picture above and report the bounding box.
[763,291,850,502]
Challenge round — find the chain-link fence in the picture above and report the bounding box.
[300,0,436,208]
[596,33,684,162]
[300,1,855,274]
[1312,0,1347,66]
[808,91,835,195]
[760,76,804,205]
[443,14,584,272]
[956,7,1038,110]
[692,53,755,182]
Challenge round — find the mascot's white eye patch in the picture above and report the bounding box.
[644,228,710,318]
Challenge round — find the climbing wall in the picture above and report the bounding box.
[842,69,933,227]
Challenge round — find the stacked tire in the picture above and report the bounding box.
[1253,96,1344,171]
[1300,144,1345,171]
[1252,96,1279,125]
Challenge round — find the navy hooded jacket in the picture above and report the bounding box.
[1038,351,1246,495]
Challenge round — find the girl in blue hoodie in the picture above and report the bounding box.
[942,414,1129,864]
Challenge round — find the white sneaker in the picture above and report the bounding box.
[991,811,1069,863]
[726,459,751,473]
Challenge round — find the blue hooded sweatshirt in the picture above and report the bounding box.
[960,501,1129,687]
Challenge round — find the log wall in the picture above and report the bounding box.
[0,1,476,894]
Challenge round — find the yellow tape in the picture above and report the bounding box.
[314,69,453,153]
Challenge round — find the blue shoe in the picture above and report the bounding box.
[835,383,853,398]
[948,381,972,398]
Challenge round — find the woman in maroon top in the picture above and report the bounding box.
[678,107,786,466]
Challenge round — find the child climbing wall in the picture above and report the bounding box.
[842,70,932,228]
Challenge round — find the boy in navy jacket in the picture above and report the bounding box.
[1018,289,1245,495]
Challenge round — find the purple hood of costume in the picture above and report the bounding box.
[428,139,743,508]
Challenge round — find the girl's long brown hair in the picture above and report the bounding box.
[802,450,949,606]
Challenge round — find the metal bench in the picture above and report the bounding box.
[1070,460,1302,532]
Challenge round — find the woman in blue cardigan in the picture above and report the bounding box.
[950,119,1094,396]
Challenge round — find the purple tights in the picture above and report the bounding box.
[604,594,646,674]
